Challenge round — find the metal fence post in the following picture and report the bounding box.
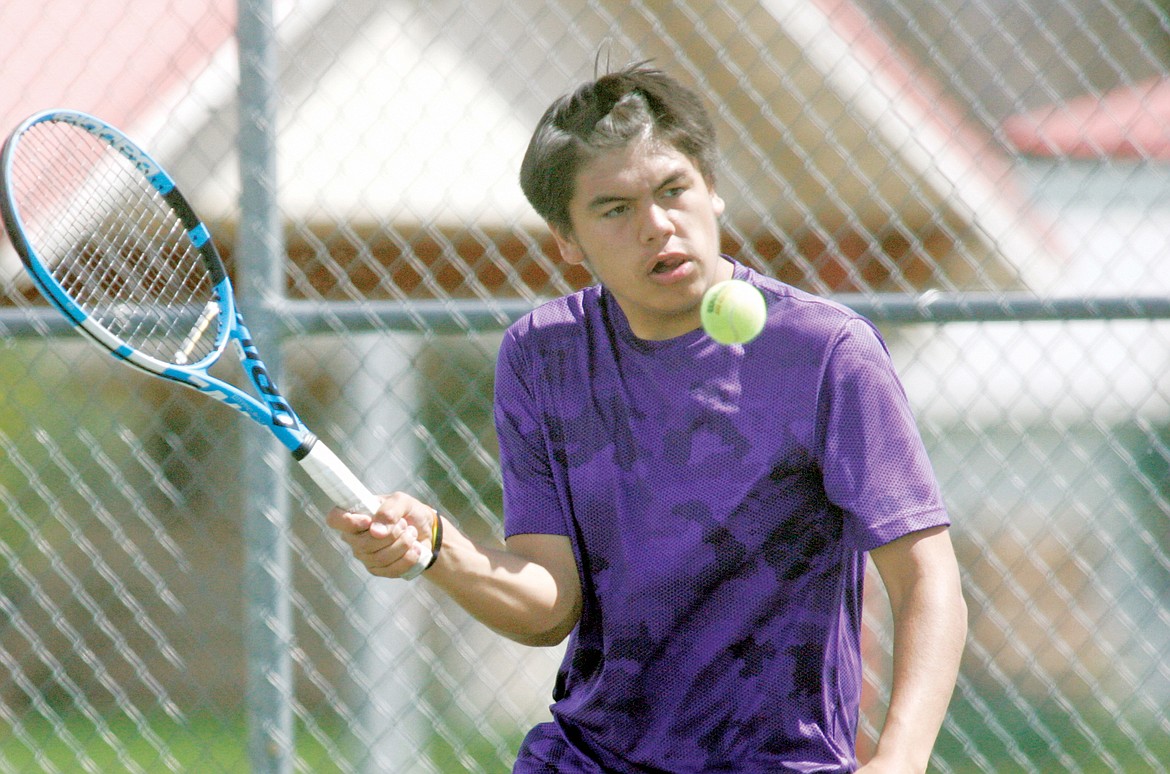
[340,334,433,773]
[237,0,294,771]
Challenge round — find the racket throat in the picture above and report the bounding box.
[175,299,221,365]
[233,317,301,432]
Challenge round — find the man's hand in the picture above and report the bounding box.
[326,491,436,579]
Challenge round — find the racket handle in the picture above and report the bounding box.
[298,439,431,580]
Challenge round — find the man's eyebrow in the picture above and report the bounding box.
[586,193,630,211]
[584,170,691,211]
[658,169,689,187]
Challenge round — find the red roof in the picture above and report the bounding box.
[1002,77,1170,160]
[0,0,234,137]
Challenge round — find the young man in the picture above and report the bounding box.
[328,63,967,773]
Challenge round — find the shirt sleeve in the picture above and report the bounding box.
[494,325,570,539]
[817,318,950,551]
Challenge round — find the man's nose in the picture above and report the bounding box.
[641,203,675,242]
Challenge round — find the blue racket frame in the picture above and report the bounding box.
[1,109,311,454]
[1,108,432,575]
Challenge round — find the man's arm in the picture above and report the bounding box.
[326,492,582,647]
[861,525,967,774]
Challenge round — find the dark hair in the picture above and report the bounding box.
[519,62,718,234]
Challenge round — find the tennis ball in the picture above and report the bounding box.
[700,279,766,345]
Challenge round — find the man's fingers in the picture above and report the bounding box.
[325,491,431,579]
[326,506,372,533]
[350,522,420,565]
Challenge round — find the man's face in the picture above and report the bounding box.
[551,138,730,341]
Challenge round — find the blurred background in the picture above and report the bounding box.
[1,0,1169,771]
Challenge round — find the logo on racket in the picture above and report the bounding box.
[235,319,298,430]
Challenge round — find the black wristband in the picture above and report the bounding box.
[424,512,443,570]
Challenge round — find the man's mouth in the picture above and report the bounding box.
[651,255,685,274]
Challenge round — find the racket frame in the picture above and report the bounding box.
[2,110,312,452]
[1,109,431,576]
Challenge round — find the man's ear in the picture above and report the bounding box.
[550,224,586,266]
[707,177,726,218]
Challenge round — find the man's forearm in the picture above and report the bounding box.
[327,496,582,647]
[425,522,582,647]
[867,527,968,773]
[871,582,967,771]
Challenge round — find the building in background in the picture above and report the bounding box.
[2,0,1168,769]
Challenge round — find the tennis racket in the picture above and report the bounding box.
[0,109,431,578]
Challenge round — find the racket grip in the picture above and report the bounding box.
[298,439,431,580]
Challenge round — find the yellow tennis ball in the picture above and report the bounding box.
[700,279,767,345]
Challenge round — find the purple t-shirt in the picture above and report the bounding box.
[495,260,949,772]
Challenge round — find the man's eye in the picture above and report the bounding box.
[602,204,628,218]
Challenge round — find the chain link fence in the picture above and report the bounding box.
[2,0,1169,771]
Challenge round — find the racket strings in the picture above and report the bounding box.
[11,122,222,365]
